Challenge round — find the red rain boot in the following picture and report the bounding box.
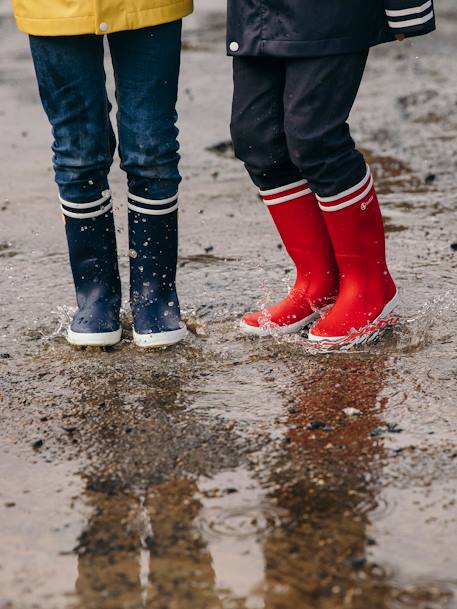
[240,180,339,336]
[308,166,399,348]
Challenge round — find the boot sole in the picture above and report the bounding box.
[133,323,187,348]
[307,291,400,349]
[240,311,320,337]
[67,327,122,347]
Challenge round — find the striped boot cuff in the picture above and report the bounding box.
[59,191,113,219]
[127,192,179,216]
[259,180,312,206]
[316,166,374,212]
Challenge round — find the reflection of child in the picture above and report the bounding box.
[228,1,435,347]
[12,0,192,348]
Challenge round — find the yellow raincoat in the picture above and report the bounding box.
[12,0,193,36]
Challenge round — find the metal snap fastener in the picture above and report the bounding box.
[99,22,109,32]
[229,41,240,52]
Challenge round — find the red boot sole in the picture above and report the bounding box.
[307,291,400,350]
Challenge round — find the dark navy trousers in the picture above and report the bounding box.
[230,51,369,198]
[29,22,182,204]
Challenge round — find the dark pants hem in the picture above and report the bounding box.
[230,52,369,198]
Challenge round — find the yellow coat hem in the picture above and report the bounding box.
[15,0,193,36]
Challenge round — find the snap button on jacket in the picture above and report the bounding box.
[12,0,193,36]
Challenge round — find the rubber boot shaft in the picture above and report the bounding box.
[128,203,182,335]
[242,183,338,331]
[64,199,121,334]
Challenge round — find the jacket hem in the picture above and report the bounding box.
[227,33,393,58]
[227,22,435,58]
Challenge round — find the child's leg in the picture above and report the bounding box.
[283,52,397,346]
[108,22,186,347]
[231,57,338,336]
[29,35,122,346]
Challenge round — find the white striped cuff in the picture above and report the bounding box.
[127,192,179,216]
[386,0,434,29]
[59,190,113,219]
[259,180,312,207]
[316,166,374,212]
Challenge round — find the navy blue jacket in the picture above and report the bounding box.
[227,0,436,57]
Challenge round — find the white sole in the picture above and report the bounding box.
[67,327,122,347]
[240,311,320,337]
[308,291,400,348]
[133,323,187,348]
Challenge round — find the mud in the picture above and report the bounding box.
[1,0,457,607]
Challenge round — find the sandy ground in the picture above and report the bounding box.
[1,1,457,608]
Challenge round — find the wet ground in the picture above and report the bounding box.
[1,1,457,608]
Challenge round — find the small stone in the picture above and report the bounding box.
[387,422,403,433]
[204,245,214,253]
[32,438,43,449]
[308,420,334,432]
[343,407,362,417]
[350,557,367,569]
[308,420,327,430]
[5,502,16,508]
[370,427,385,437]
[0,353,10,359]
[425,173,436,185]
[226,488,238,494]
[450,242,457,252]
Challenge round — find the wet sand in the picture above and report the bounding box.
[1,1,457,608]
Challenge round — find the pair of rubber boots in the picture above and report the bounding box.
[240,167,399,348]
[61,191,186,348]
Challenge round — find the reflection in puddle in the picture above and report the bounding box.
[1,320,456,608]
[198,469,268,608]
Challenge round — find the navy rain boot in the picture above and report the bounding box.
[128,192,187,348]
[60,191,122,347]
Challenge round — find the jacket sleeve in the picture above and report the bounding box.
[384,0,435,37]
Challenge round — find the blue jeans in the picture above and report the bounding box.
[29,22,182,203]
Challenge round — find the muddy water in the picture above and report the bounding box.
[1,1,457,608]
